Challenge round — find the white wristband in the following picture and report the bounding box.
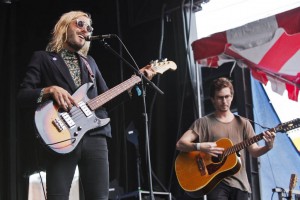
[196,143,201,151]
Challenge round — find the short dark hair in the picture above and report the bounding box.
[209,77,234,98]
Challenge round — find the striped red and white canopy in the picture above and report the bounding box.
[192,7,300,101]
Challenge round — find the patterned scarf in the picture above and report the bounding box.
[60,49,82,88]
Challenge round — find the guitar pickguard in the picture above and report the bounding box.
[206,156,227,175]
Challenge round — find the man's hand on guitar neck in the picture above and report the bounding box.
[262,130,276,149]
[126,65,156,96]
[139,64,156,80]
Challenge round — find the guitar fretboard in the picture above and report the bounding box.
[87,75,141,110]
[223,118,300,157]
[223,131,267,157]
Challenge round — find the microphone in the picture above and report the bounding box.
[85,34,115,41]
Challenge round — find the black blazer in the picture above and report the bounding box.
[18,51,112,137]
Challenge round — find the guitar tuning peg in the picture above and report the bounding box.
[162,58,168,62]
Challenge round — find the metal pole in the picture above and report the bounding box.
[195,62,206,200]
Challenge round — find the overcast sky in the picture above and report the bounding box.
[195,0,300,38]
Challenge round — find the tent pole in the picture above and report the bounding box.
[195,62,207,200]
[196,62,203,118]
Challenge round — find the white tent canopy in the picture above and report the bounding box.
[193,7,300,101]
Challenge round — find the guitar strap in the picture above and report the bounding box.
[80,56,95,84]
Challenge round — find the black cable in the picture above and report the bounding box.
[235,114,271,130]
[147,2,173,195]
[167,0,197,193]
[271,190,275,200]
[32,136,47,199]
[148,1,166,140]
[37,172,47,200]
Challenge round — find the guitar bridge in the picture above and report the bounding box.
[196,155,207,176]
[52,118,65,132]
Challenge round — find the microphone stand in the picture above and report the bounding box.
[99,39,163,200]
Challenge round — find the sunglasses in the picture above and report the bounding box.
[75,19,93,33]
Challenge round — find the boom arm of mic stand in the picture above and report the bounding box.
[99,40,164,95]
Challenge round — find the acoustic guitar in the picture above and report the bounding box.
[35,60,177,154]
[175,118,300,197]
[288,173,297,200]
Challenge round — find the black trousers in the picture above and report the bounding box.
[206,182,249,200]
[46,134,109,200]
[182,182,249,200]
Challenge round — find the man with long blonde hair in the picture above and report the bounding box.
[46,11,91,56]
[18,10,155,200]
